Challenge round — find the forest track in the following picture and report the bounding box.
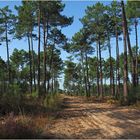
[42,95,140,139]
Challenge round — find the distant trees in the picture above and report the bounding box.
[0,0,139,104]
[0,1,72,96]
[15,1,73,95]
[81,2,108,98]
[69,28,93,97]
[64,60,77,94]
[36,1,73,95]
[64,0,140,103]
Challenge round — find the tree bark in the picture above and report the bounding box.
[5,22,10,85]
[81,51,88,96]
[43,20,47,94]
[96,43,100,96]
[122,0,128,100]
[98,40,103,98]
[85,51,90,97]
[47,45,54,94]
[126,26,136,87]
[123,2,136,87]
[30,31,36,91]
[37,4,41,95]
[135,19,138,85]
[27,34,32,93]
[107,35,115,96]
[115,24,121,96]
[51,73,54,94]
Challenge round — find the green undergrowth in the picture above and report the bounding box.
[44,93,63,111]
[0,92,63,138]
[0,92,63,115]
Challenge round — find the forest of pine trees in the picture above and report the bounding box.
[0,0,140,138]
[0,0,139,103]
[64,1,140,104]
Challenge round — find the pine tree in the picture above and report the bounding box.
[0,6,16,85]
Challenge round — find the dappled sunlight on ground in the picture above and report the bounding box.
[42,95,140,139]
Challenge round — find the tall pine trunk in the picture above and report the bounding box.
[122,2,136,87]
[43,20,47,94]
[108,35,115,96]
[126,26,136,87]
[96,43,100,96]
[51,73,54,94]
[81,52,88,96]
[31,31,36,91]
[37,5,41,95]
[115,24,120,96]
[122,0,128,101]
[27,34,32,93]
[85,51,90,97]
[98,40,103,98]
[135,19,138,85]
[49,45,54,94]
[5,23,10,85]
[47,79,50,93]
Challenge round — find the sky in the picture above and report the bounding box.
[0,1,140,89]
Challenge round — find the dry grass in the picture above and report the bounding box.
[0,93,63,138]
[0,115,42,138]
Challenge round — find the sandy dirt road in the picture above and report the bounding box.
[42,95,140,139]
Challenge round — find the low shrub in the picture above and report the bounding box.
[44,93,62,111]
[0,116,42,138]
[26,91,39,99]
[0,93,23,115]
[8,84,21,94]
[119,93,137,106]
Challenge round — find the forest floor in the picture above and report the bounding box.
[42,95,140,139]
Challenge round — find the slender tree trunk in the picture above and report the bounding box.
[43,20,47,94]
[51,73,54,94]
[126,26,136,87]
[5,23,10,85]
[81,52,88,96]
[54,77,57,93]
[98,40,103,98]
[37,5,41,95]
[49,45,54,94]
[115,24,120,96]
[122,0,128,100]
[30,31,36,91]
[96,43,100,96]
[104,77,106,94]
[112,73,115,96]
[45,20,49,94]
[85,51,90,97]
[108,35,115,96]
[122,1,136,87]
[47,79,50,93]
[79,66,83,95]
[27,34,32,93]
[135,19,138,85]
[47,42,54,94]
